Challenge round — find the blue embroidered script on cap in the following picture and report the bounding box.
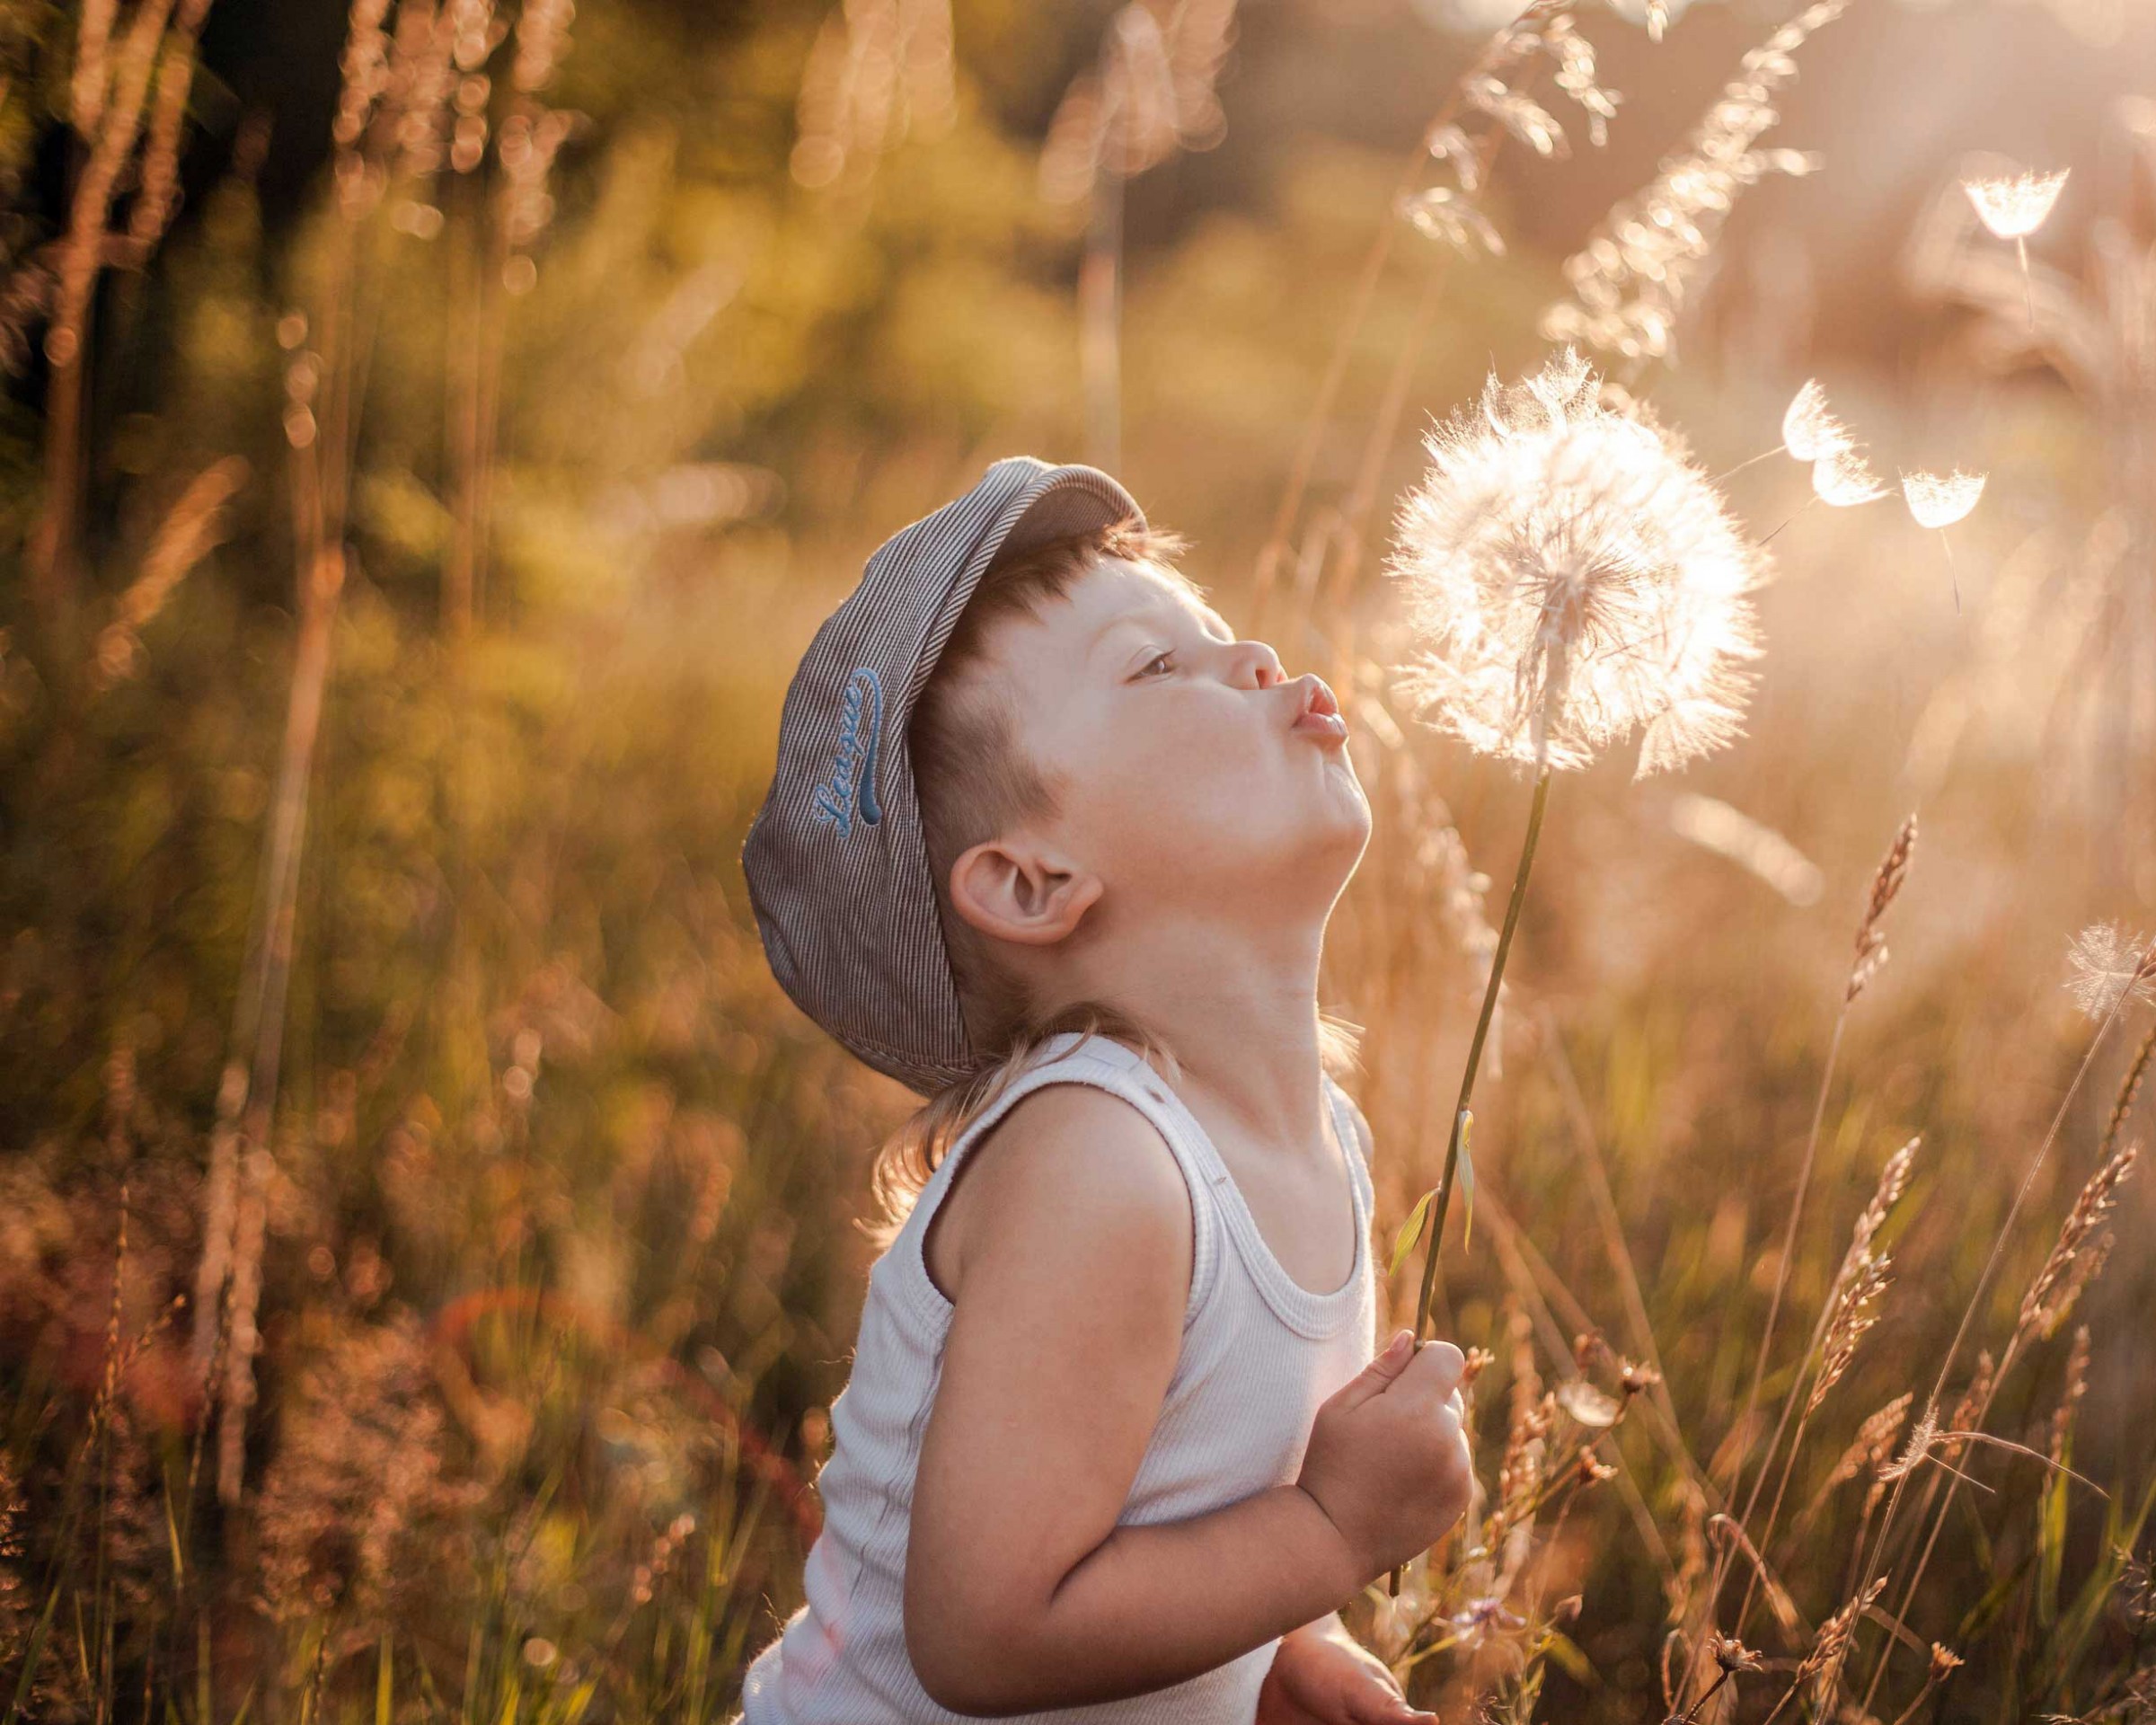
[812,666,885,837]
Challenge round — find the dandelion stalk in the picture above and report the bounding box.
[1412,765,1552,1343]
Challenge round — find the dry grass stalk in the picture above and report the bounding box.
[1947,1349,1995,1438]
[122,0,215,259]
[91,457,251,691]
[1826,1393,1916,1498]
[1542,1,1846,361]
[29,0,186,621]
[2099,1024,2155,1161]
[1251,0,1619,643]
[793,0,955,192]
[2047,1324,2091,1467]
[1878,1403,1940,1485]
[2017,1143,2136,1346]
[1809,1253,1893,1419]
[1786,1575,1887,1718]
[1850,817,1918,1002]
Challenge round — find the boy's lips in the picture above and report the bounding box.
[1292,674,1350,744]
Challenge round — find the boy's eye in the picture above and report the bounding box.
[1140,651,1174,677]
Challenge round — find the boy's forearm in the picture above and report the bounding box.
[954,1484,1368,1714]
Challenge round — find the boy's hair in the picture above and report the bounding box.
[868,519,1362,1234]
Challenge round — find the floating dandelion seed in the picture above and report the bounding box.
[1782,379,1854,463]
[1902,468,1985,529]
[2065,923,2156,1021]
[1388,348,1769,779]
[1963,166,2069,332]
[1813,447,1889,508]
[1715,377,1853,483]
[1964,168,2070,239]
[1386,347,1770,1354]
[1901,468,1987,613]
[1760,441,1888,546]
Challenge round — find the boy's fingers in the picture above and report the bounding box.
[1330,1329,1418,1410]
[1401,1339,1467,1399]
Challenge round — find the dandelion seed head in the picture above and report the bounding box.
[1387,348,1769,780]
[2065,922,2156,1019]
[1901,468,1986,529]
[1781,378,1853,463]
[1813,446,1888,507]
[1962,168,2070,239]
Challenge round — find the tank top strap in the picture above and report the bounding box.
[887,1031,1225,1339]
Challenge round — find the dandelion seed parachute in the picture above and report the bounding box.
[1901,468,1986,529]
[2064,922,2156,1020]
[1813,447,1888,507]
[1781,378,1853,463]
[1962,168,2070,240]
[1386,349,1770,781]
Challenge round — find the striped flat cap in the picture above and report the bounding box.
[740,456,1146,1097]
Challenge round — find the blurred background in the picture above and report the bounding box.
[3,0,2153,1718]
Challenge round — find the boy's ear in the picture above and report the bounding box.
[947,834,1103,948]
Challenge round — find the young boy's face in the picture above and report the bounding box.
[985,555,1370,933]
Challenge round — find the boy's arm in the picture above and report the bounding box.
[903,1085,1464,1717]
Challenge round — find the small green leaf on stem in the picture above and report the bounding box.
[1390,1188,1436,1278]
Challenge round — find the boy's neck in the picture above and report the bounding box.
[1045,913,1335,1159]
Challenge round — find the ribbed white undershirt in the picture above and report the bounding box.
[738,1028,1379,1725]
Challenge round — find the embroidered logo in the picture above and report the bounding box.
[811,666,885,837]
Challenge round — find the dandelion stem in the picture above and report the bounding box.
[1939,529,1959,615]
[1412,763,1554,1343]
[2017,234,2035,335]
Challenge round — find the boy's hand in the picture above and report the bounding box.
[1295,1329,1473,1584]
[1256,1614,1436,1725]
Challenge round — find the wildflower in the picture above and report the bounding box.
[1929,1643,1966,1684]
[1901,468,1986,529]
[1710,1632,1765,1676]
[2064,923,2156,1019]
[1388,349,1769,780]
[1962,168,2070,239]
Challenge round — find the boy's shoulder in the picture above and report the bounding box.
[927,1076,1194,1305]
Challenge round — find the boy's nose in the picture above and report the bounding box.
[1233,640,1288,688]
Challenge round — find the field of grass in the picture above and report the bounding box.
[2,0,2152,1721]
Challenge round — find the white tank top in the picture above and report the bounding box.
[738,1029,1379,1725]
